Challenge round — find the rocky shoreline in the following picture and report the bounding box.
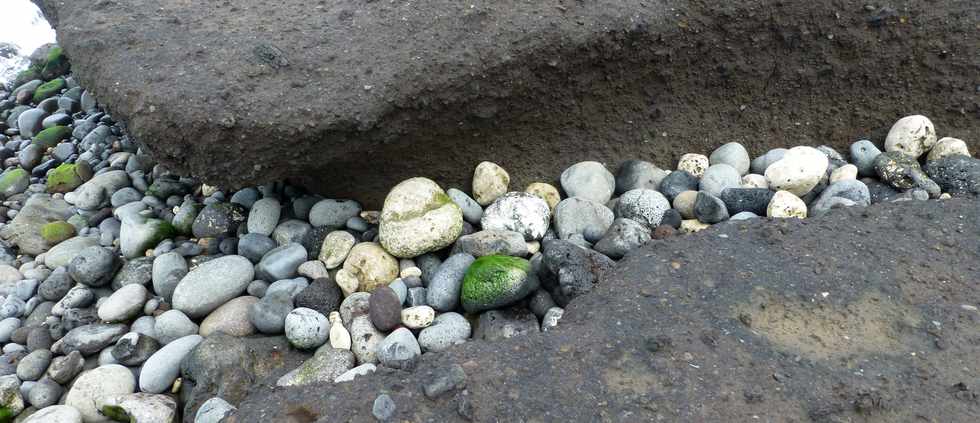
[0,43,977,423]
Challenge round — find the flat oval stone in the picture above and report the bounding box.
[369,286,402,332]
[61,323,128,356]
[171,255,254,318]
[426,253,475,312]
[138,334,203,394]
[97,284,148,323]
[200,295,259,337]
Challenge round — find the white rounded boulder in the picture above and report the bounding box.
[767,190,807,219]
[764,146,829,196]
[65,364,136,422]
[285,307,329,349]
[379,177,463,258]
[927,137,970,162]
[884,114,937,158]
[480,192,551,241]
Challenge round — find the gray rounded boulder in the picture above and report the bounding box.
[171,255,254,318]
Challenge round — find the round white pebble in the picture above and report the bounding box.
[285,307,329,349]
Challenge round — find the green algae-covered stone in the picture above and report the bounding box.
[33,125,71,149]
[13,67,39,89]
[0,169,29,199]
[46,163,84,193]
[460,255,539,313]
[33,77,65,103]
[0,406,15,423]
[120,218,177,258]
[172,200,203,235]
[40,46,70,80]
[100,404,130,421]
[41,220,76,245]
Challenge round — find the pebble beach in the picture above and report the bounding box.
[0,23,978,423]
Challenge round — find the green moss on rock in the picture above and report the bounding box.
[172,201,202,235]
[0,168,29,198]
[33,78,65,102]
[461,255,537,313]
[40,46,70,80]
[101,404,134,422]
[41,221,76,245]
[138,219,177,252]
[0,406,14,423]
[46,163,83,193]
[12,63,42,88]
[33,125,71,149]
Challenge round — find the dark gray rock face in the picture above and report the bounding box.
[180,333,308,419]
[232,199,980,422]
[36,0,979,206]
[925,155,980,197]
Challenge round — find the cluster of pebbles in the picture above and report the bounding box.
[0,45,976,423]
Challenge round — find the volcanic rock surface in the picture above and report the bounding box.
[230,198,980,422]
[35,0,979,206]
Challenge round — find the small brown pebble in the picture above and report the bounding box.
[652,225,676,239]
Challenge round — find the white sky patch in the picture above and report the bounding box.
[1,0,56,54]
[0,0,56,87]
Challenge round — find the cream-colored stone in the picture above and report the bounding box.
[398,259,422,278]
[65,364,136,422]
[401,306,436,329]
[334,268,360,297]
[378,177,463,258]
[829,164,858,183]
[526,240,541,255]
[200,296,259,337]
[927,137,971,162]
[767,190,807,219]
[343,242,399,292]
[764,146,829,196]
[672,190,698,219]
[524,182,561,211]
[329,312,352,350]
[318,230,356,269]
[298,260,329,280]
[472,161,510,206]
[679,219,710,233]
[741,173,768,188]
[677,153,709,177]
[884,114,937,158]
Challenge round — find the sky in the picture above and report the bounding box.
[1,0,56,54]
[0,0,56,87]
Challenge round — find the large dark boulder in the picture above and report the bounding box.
[36,0,979,205]
[179,334,309,420]
[231,198,980,421]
